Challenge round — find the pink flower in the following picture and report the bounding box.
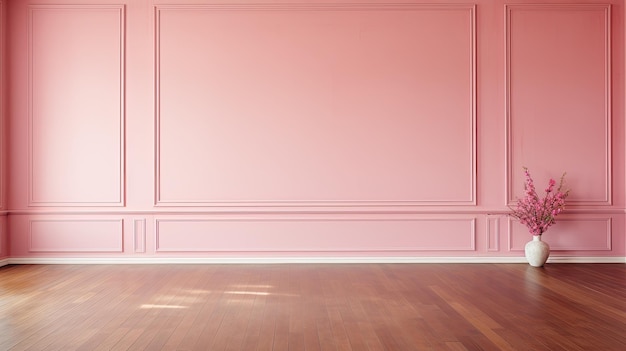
[510,168,570,235]
[545,178,556,193]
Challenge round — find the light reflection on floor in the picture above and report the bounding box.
[139,304,188,309]
[138,284,300,309]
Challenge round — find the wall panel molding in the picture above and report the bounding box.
[154,3,476,207]
[134,219,146,253]
[27,4,125,207]
[504,4,611,206]
[154,218,476,253]
[29,219,124,252]
[507,217,612,251]
[7,207,626,216]
[486,215,502,252]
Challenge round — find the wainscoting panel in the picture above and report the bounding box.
[27,4,125,206]
[133,218,146,253]
[155,218,476,253]
[508,217,612,252]
[505,4,611,205]
[29,219,123,252]
[486,215,503,252]
[155,3,476,206]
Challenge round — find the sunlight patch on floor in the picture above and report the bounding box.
[140,304,188,309]
[224,290,270,296]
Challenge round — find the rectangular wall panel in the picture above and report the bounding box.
[29,219,123,252]
[505,4,611,205]
[155,218,476,252]
[155,4,476,207]
[28,5,125,206]
[486,215,502,252]
[134,219,146,253]
[508,217,611,251]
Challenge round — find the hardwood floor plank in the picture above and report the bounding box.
[0,263,624,350]
[430,286,514,351]
[157,266,221,350]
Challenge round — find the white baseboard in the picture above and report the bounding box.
[6,256,625,265]
[545,256,626,264]
[0,258,10,267]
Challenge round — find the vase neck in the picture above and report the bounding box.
[533,235,542,241]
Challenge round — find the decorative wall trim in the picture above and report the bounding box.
[0,258,9,267]
[155,3,473,11]
[7,207,626,216]
[6,256,626,265]
[134,219,146,253]
[486,215,501,252]
[154,3,476,207]
[29,219,124,252]
[27,4,126,207]
[504,4,612,206]
[154,218,476,252]
[507,217,612,251]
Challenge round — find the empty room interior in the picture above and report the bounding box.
[0,0,625,350]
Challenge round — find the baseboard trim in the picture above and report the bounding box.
[6,256,625,265]
[0,258,10,267]
[545,256,626,264]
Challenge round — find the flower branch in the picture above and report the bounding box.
[510,168,570,236]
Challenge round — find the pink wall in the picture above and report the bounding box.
[3,0,626,262]
[0,0,7,262]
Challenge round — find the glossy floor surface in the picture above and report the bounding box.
[0,263,625,350]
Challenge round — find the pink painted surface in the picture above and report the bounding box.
[3,0,626,260]
[155,218,476,252]
[29,219,123,252]
[0,1,6,261]
[507,4,614,206]
[156,4,475,205]
[28,5,124,206]
[0,0,5,212]
[0,217,7,259]
[510,217,614,252]
[133,219,146,253]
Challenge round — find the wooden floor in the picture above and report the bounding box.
[0,264,624,351]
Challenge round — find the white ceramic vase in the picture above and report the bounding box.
[525,235,550,267]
